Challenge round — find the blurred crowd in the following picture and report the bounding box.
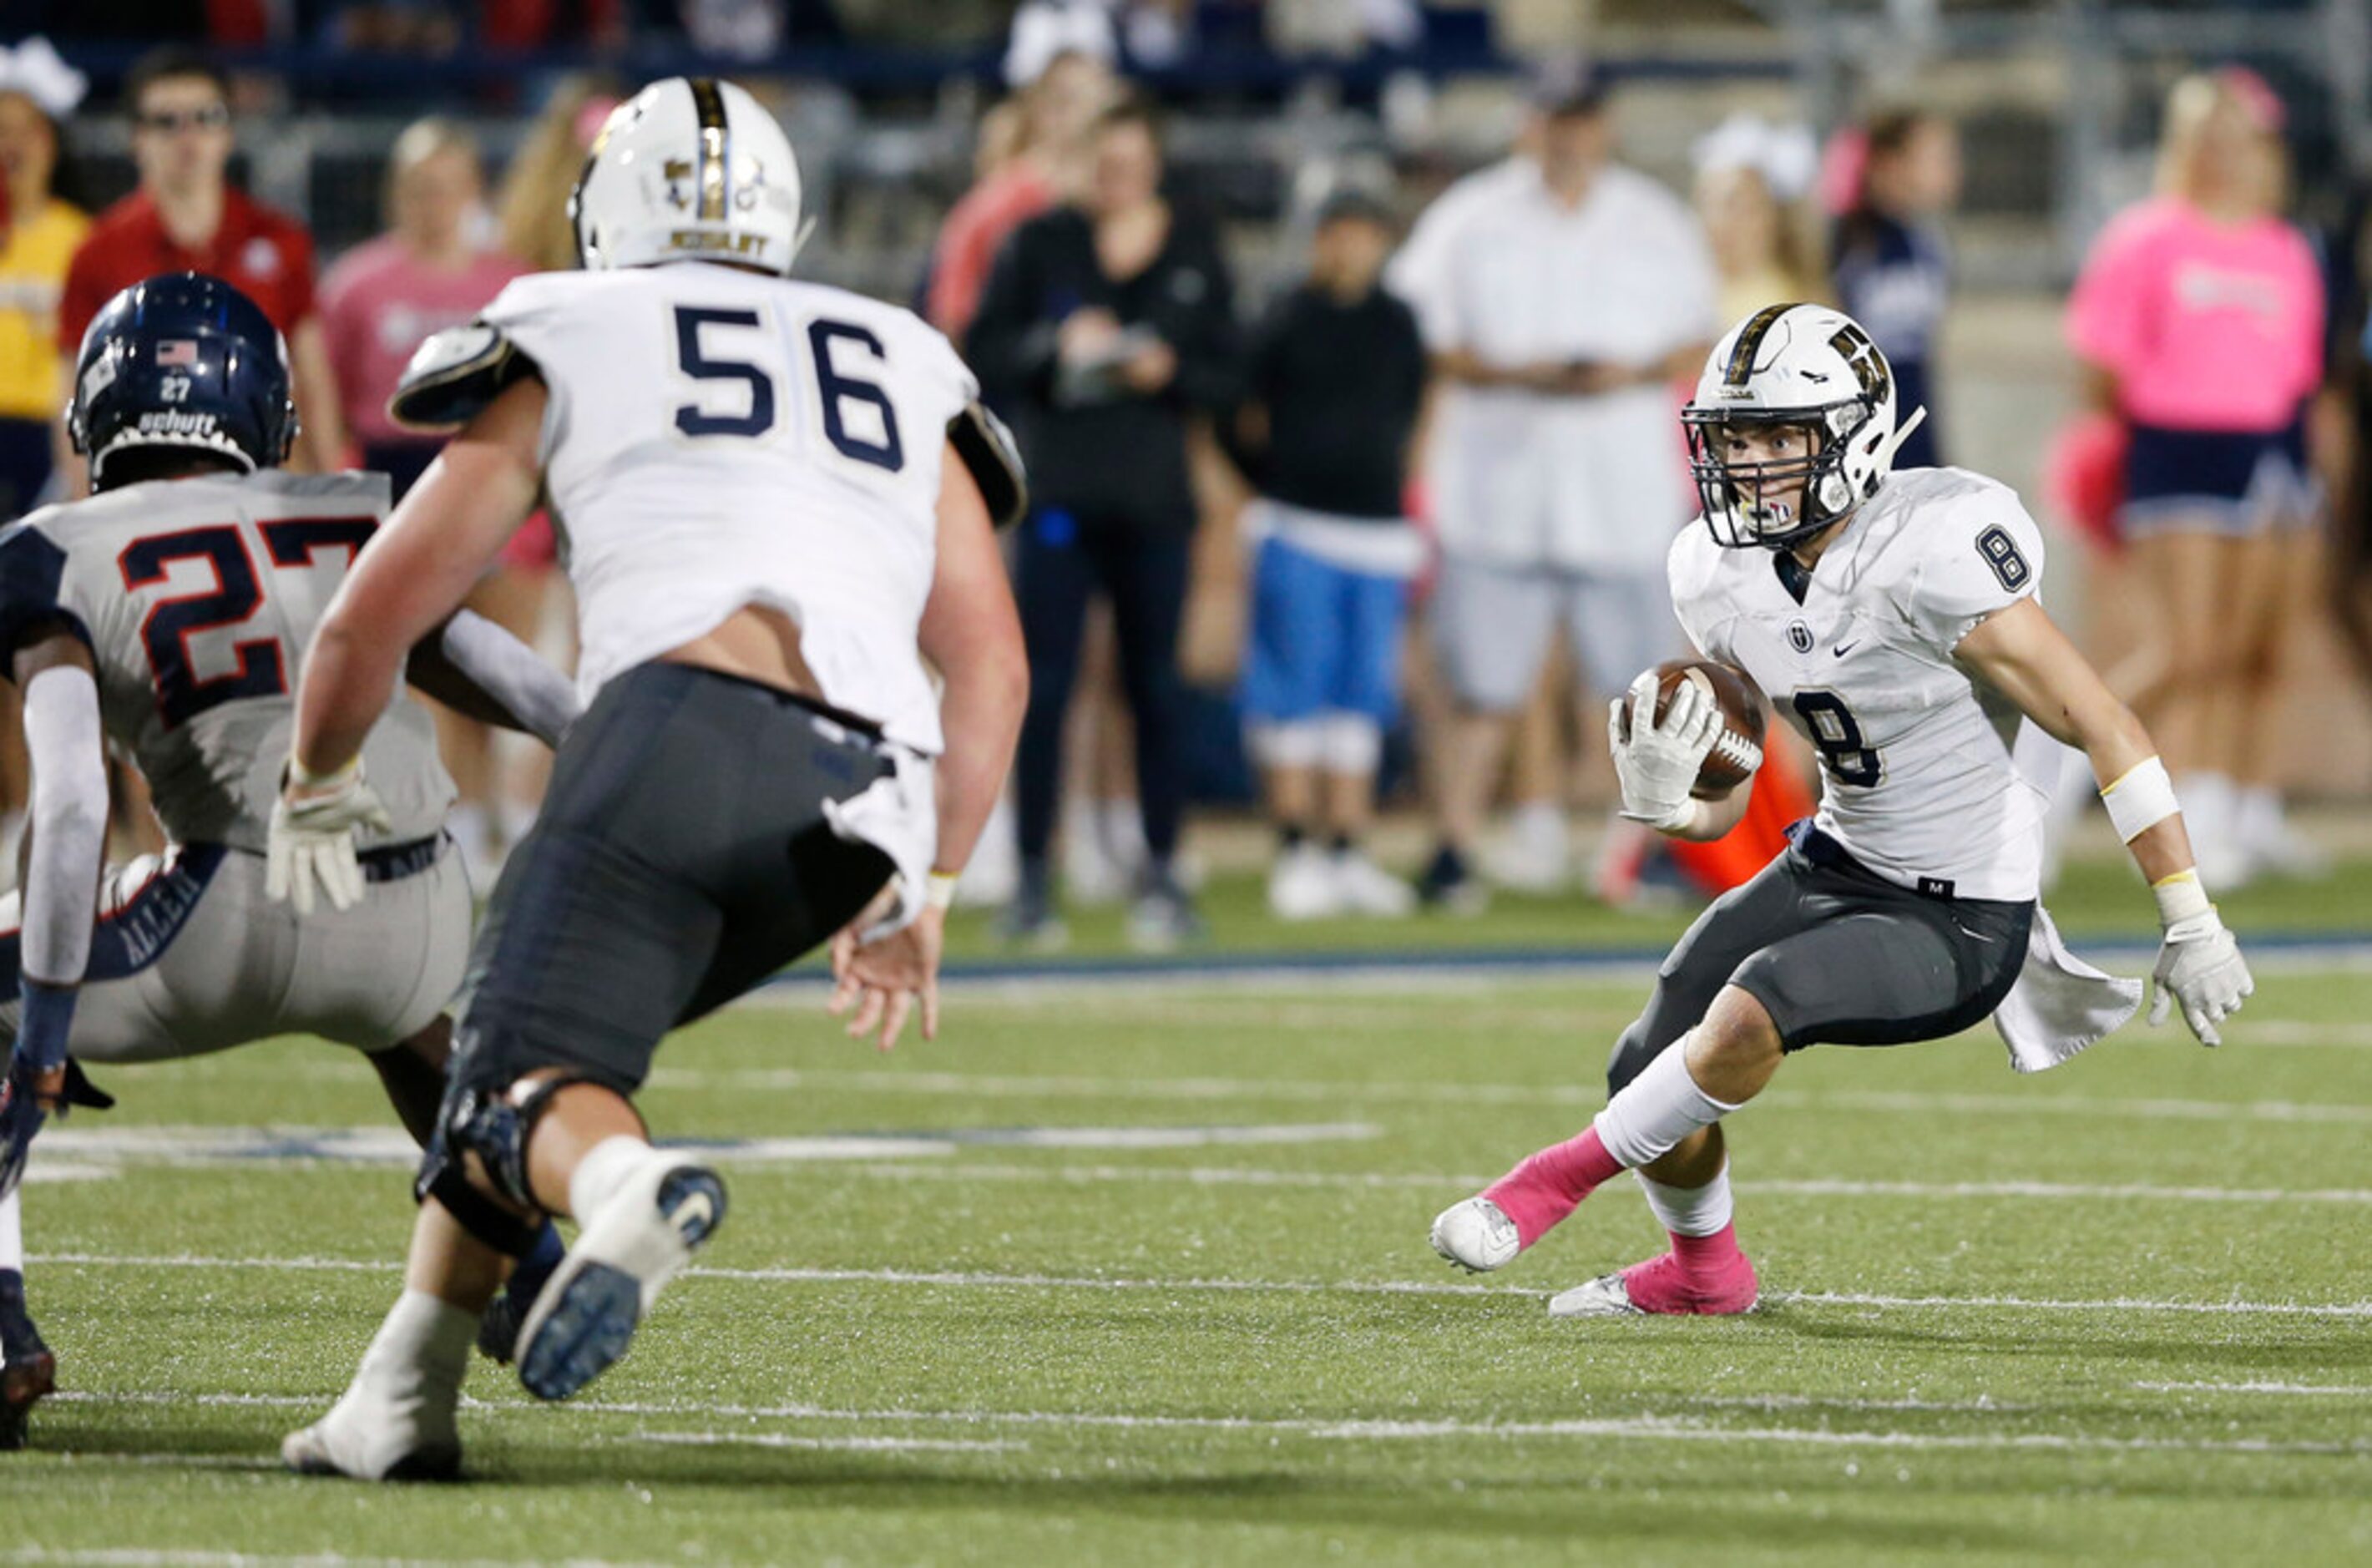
[2,22,2366,948]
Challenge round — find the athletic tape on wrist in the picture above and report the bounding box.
[924,871,959,910]
[2151,867,2214,928]
[288,752,362,792]
[2101,756,2179,843]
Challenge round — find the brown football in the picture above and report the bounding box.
[1616,658,1769,798]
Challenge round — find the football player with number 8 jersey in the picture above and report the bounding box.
[276,78,1029,1480]
[1430,302,2253,1317]
[0,271,580,1448]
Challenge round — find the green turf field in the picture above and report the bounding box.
[3,882,2369,1565]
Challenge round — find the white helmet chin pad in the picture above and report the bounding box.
[572,77,804,276]
[1681,302,1909,549]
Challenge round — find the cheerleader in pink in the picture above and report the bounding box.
[2066,68,2326,884]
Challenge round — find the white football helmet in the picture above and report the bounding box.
[1681,302,1926,549]
[571,77,805,276]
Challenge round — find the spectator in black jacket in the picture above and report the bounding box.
[968,94,1238,948]
[1228,185,1429,923]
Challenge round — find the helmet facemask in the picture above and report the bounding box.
[1683,397,1875,550]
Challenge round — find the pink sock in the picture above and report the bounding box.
[1671,1222,1743,1282]
[1482,1127,1624,1247]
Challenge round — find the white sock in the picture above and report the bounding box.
[0,1188,21,1272]
[2177,771,2233,832]
[322,1288,475,1473]
[569,1135,657,1222]
[1508,799,1566,848]
[1593,1039,1741,1168]
[1639,1162,1734,1238]
[2237,784,2279,850]
[1100,797,1148,868]
[357,1289,477,1391]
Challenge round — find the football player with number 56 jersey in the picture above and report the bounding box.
[277,78,1029,1480]
[0,272,580,1448]
[1431,302,2253,1317]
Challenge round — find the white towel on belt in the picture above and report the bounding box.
[822,740,938,943]
[1993,903,2143,1073]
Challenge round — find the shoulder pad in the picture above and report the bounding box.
[387,324,538,433]
[948,401,1029,530]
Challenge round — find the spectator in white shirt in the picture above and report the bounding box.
[1389,59,1718,911]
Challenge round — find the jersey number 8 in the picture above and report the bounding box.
[671,306,905,473]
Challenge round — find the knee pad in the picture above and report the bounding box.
[412,1074,604,1257]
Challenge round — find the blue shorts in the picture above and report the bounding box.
[2122,421,2313,538]
[1238,535,1409,726]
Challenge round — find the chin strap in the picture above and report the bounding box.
[1874,405,1929,471]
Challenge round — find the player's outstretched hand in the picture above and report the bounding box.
[1609,668,1722,831]
[2149,910,2253,1047]
[266,761,393,916]
[829,897,945,1053]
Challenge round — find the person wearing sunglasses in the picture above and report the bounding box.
[53,48,347,491]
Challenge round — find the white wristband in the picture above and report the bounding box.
[923,871,959,910]
[2151,867,2213,928]
[2101,756,2179,843]
[1661,797,1707,837]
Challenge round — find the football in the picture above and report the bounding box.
[1616,657,1769,797]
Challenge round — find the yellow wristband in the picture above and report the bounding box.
[288,753,361,791]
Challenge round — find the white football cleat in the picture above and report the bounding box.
[1429,1196,1521,1272]
[514,1158,726,1403]
[1546,1273,1641,1318]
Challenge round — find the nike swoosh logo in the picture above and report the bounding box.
[1832,641,1859,657]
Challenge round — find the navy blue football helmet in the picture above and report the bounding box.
[68,272,298,488]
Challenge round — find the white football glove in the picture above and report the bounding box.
[2148,908,2253,1047]
[1607,669,1722,832]
[266,761,393,916]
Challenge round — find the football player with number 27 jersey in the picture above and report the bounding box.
[278,78,1029,1481]
[0,273,579,1449]
[1432,302,2253,1317]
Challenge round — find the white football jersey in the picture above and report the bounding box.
[0,471,453,853]
[1669,467,2049,901]
[481,263,976,754]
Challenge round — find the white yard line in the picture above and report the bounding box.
[625,1430,1027,1454]
[798,1162,2372,1207]
[1299,1417,2364,1456]
[43,1389,2354,1464]
[2132,1380,2372,1397]
[33,1122,1380,1169]
[32,1250,2372,1318]
[8,1552,667,1568]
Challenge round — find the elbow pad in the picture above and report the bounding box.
[948,401,1029,530]
[388,324,539,432]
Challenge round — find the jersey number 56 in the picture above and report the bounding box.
[671,306,905,474]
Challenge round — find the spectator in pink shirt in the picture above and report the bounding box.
[2066,68,2325,887]
[925,48,1116,341]
[321,119,526,495]
[320,117,532,884]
